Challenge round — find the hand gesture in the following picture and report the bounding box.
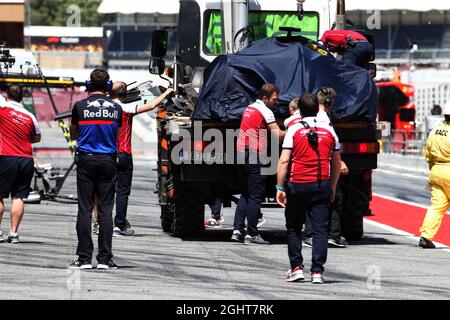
[276,190,287,208]
[164,87,175,97]
[340,160,349,176]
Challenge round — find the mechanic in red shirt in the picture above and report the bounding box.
[232,83,285,245]
[0,85,41,244]
[321,29,374,69]
[110,82,174,236]
[284,97,301,130]
[276,93,341,284]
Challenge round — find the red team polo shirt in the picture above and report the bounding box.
[237,99,276,155]
[283,110,302,129]
[282,117,340,184]
[0,99,41,158]
[114,99,139,155]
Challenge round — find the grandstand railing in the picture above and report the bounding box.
[33,51,167,69]
[376,49,450,64]
[34,51,103,69]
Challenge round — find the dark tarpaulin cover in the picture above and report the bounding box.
[192,36,378,122]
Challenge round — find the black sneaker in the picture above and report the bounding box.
[231,230,245,242]
[7,233,19,244]
[419,237,435,249]
[113,220,135,237]
[328,236,347,248]
[69,260,93,269]
[302,237,313,248]
[97,260,118,270]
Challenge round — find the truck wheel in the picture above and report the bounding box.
[160,205,174,232]
[341,212,364,241]
[170,184,205,238]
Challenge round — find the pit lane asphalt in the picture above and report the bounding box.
[0,138,449,300]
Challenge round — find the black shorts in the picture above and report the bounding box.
[0,156,34,199]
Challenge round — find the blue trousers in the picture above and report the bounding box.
[342,41,374,69]
[285,180,331,273]
[233,162,267,237]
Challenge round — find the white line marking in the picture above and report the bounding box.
[364,219,450,253]
[373,193,429,209]
[373,193,450,215]
[375,168,428,180]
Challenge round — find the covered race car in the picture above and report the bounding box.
[192,36,378,123]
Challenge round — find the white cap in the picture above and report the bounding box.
[444,101,450,115]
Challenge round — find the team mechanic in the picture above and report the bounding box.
[110,82,174,237]
[0,85,41,244]
[419,102,450,249]
[320,29,374,69]
[69,69,122,269]
[276,94,341,284]
[232,84,285,245]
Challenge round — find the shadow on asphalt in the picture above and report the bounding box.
[415,246,450,250]
[347,236,396,246]
[5,241,46,245]
[181,229,288,244]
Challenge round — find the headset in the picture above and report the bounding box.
[85,79,113,92]
[117,81,128,99]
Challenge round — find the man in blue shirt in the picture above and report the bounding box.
[69,69,122,270]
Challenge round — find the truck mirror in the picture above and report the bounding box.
[149,58,166,75]
[151,30,168,58]
[368,63,377,79]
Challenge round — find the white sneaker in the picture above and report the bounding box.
[0,230,4,243]
[311,272,324,284]
[244,234,269,245]
[257,216,266,228]
[204,216,224,228]
[285,267,305,282]
[113,227,121,237]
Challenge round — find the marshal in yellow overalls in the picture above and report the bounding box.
[420,121,450,241]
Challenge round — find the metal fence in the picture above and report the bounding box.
[415,84,450,132]
[380,129,427,155]
[376,49,450,65]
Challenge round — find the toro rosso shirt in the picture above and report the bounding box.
[71,94,122,154]
[282,117,340,184]
[0,100,41,158]
[237,99,276,155]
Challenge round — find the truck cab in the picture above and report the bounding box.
[153,0,335,92]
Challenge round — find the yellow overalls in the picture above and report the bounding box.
[420,122,450,240]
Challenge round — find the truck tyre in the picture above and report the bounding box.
[160,205,174,232]
[170,184,205,238]
[340,173,368,241]
[341,211,364,241]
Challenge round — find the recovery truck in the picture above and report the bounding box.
[150,0,379,240]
